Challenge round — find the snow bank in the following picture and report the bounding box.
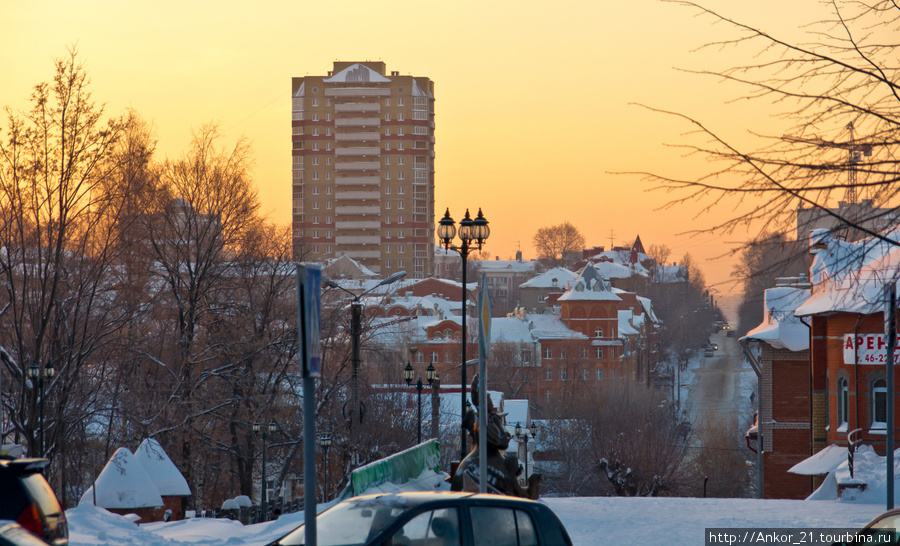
[789,444,847,476]
[67,503,171,545]
[68,489,885,546]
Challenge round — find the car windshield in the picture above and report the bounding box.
[275,496,415,546]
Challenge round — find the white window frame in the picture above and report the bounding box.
[838,377,849,431]
[872,378,887,432]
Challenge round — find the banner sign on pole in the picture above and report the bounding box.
[299,265,322,377]
[478,273,491,362]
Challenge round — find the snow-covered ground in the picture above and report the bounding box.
[65,335,888,545]
[67,493,885,545]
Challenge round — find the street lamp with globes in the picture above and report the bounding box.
[28,362,55,457]
[404,361,436,444]
[319,433,332,502]
[437,208,490,460]
[253,420,277,521]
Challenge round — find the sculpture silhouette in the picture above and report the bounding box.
[449,375,541,499]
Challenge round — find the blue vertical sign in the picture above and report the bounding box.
[298,264,322,378]
[478,273,491,362]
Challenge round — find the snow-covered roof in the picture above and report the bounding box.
[636,296,659,323]
[584,248,650,265]
[368,310,585,346]
[80,448,164,509]
[520,267,577,289]
[743,287,811,351]
[492,314,586,343]
[477,260,535,274]
[558,264,621,302]
[411,79,431,99]
[788,444,846,475]
[796,227,900,317]
[502,400,529,429]
[652,265,688,284]
[586,260,649,279]
[323,63,391,83]
[321,254,379,280]
[134,439,191,497]
[618,310,640,337]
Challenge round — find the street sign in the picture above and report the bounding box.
[298,265,322,377]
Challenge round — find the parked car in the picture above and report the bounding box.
[0,522,51,546]
[270,491,573,546]
[0,459,67,546]
[704,348,715,357]
[833,508,900,544]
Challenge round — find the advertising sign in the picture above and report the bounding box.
[843,333,900,365]
[298,265,322,377]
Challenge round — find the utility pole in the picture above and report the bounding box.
[886,282,896,510]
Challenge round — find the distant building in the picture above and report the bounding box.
[519,267,578,314]
[363,263,660,400]
[579,236,651,295]
[291,62,436,278]
[476,253,537,315]
[797,200,899,243]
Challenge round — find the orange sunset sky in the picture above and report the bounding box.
[1,0,831,309]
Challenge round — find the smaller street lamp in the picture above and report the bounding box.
[253,420,277,521]
[515,422,539,482]
[28,362,55,457]
[319,433,332,502]
[405,362,436,444]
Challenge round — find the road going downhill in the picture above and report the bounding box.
[684,330,750,427]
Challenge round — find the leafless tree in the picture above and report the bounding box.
[533,222,585,269]
[126,124,262,507]
[0,49,149,505]
[538,382,692,496]
[638,1,900,246]
[487,340,535,399]
[646,243,672,268]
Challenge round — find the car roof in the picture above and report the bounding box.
[0,459,49,475]
[346,491,541,507]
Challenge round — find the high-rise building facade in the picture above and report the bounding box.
[291,62,435,278]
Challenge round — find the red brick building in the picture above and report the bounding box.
[749,228,900,499]
[795,230,900,455]
[742,284,814,499]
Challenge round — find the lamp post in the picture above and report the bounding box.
[437,208,490,460]
[404,361,436,444]
[514,422,538,481]
[322,271,406,467]
[319,433,332,502]
[28,362,55,457]
[253,420,277,521]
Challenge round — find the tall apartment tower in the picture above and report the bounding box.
[291,62,435,278]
